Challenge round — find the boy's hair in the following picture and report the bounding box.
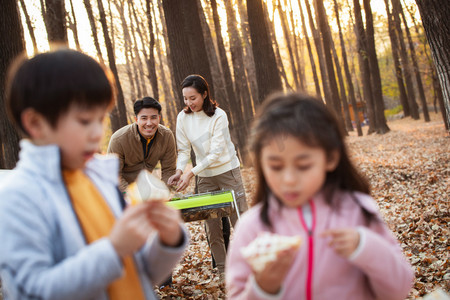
[6,49,115,136]
[133,96,162,116]
[249,92,373,227]
[181,74,217,117]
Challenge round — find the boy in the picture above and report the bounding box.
[0,49,188,300]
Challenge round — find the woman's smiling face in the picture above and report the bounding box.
[183,86,206,112]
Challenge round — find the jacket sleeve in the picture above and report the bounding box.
[175,114,191,173]
[0,188,123,300]
[140,225,190,285]
[190,113,229,176]
[349,201,414,300]
[107,135,129,192]
[160,128,177,184]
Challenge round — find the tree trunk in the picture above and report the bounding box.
[144,0,159,99]
[96,0,127,132]
[392,0,419,119]
[363,0,390,133]
[353,0,376,134]
[19,0,38,54]
[278,0,300,91]
[415,0,450,132]
[399,5,429,121]
[287,0,305,91]
[305,0,331,106]
[384,0,410,117]
[333,0,362,135]
[247,0,283,103]
[42,0,68,47]
[0,0,24,169]
[68,0,81,51]
[298,0,322,98]
[83,0,105,65]
[264,1,292,91]
[225,0,254,119]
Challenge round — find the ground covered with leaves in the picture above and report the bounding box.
[156,114,449,299]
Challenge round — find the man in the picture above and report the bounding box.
[108,97,177,193]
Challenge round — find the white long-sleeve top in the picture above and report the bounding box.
[175,107,240,177]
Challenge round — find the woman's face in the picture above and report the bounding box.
[183,86,206,112]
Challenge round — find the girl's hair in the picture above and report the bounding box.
[249,92,374,227]
[6,49,115,136]
[181,74,217,117]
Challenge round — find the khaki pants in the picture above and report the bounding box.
[197,167,248,273]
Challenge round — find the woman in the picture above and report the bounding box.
[168,74,248,280]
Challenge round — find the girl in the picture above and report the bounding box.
[167,74,248,279]
[226,93,414,300]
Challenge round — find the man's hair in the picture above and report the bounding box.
[133,97,162,116]
[6,49,115,136]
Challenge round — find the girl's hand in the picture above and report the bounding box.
[109,202,154,258]
[321,228,360,258]
[176,171,194,192]
[253,247,297,295]
[167,170,182,186]
[147,201,183,247]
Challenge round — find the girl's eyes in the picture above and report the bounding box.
[297,165,312,171]
[268,165,312,171]
[78,118,91,126]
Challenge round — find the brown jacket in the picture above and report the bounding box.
[107,123,176,191]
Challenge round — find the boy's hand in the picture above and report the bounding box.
[147,201,183,247]
[321,228,360,258]
[109,202,154,258]
[253,247,297,295]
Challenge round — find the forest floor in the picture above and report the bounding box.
[156,112,449,300]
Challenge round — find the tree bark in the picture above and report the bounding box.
[43,0,68,47]
[415,0,450,132]
[83,0,105,65]
[0,0,24,169]
[96,0,128,132]
[68,0,81,51]
[334,0,362,135]
[144,0,159,99]
[247,0,283,103]
[19,0,38,54]
[399,4,429,121]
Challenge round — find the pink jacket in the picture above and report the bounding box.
[226,191,414,300]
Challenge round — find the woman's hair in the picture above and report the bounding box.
[181,74,217,117]
[249,92,373,227]
[6,49,116,136]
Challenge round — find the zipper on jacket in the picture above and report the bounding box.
[298,200,316,300]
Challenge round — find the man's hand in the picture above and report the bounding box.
[321,228,360,258]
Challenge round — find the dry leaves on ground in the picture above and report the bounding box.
[156,114,449,299]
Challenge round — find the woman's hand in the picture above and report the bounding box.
[321,228,360,258]
[109,202,154,258]
[167,169,183,186]
[175,170,194,192]
[253,247,297,295]
[147,201,183,247]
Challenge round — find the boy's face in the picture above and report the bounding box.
[39,104,107,170]
[135,107,161,139]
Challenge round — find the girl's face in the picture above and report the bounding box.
[182,86,206,112]
[261,135,339,208]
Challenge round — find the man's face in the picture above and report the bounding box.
[135,107,161,138]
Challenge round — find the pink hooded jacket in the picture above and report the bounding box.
[226,191,414,300]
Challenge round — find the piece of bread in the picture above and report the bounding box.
[241,232,302,272]
[127,170,171,205]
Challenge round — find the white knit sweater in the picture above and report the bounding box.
[175,107,240,177]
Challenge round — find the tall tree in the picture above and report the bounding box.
[334,0,362,135]
[399,4,429,121]
[19,0,38,54]
[384,0,411,117]
[83,0,105,65]
[96,0,127,132]
[145,0,159,99]
[0,0,24,168]
[42,0,68,46]
[67,0,81,51]
[247,0,283,102]
[392,0,420,119]
[415,0,450,132]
